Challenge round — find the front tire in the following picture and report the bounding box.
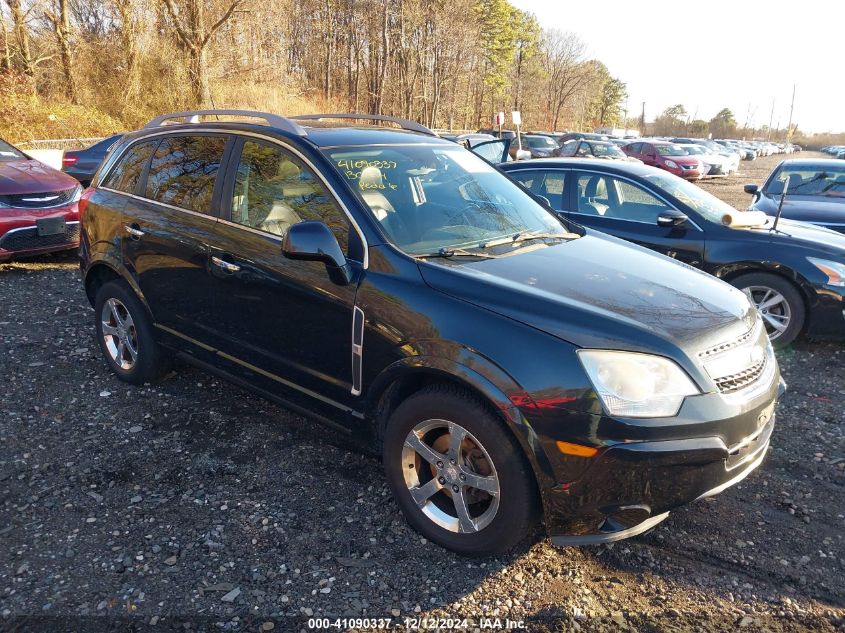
[94,280,171,384]
[383,384,540,556]
[729,272,805,347]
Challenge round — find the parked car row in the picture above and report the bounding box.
[821,145,845,159]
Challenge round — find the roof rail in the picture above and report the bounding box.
[144,109,307,136]
[290,113,436,137]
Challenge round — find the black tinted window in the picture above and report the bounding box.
[232,140,349,251]
[102,140,158,194]
[145,136,226,214]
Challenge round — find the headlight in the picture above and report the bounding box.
[808,257,845,286]
[578,350,699,418]
[70,184,83,203]
[665,160,679,169]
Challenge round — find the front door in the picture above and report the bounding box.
[568,171,705,267]
[203,137,364,416]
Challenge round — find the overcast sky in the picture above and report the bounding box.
[510,0,844,133]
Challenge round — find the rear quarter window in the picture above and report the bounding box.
[101,140,159,194]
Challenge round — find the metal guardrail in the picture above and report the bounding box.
[17,138,104,151]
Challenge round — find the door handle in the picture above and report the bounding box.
[124,224,144,239]
[211,256,241,273]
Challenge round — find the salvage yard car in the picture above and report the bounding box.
[0,137,83,262]
[80,110,783,555]
[501,158,845,346]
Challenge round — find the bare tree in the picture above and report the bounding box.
[45,0,78,103]
[161,0,243,106]
[5,0,53,75]
[542,29,588,130]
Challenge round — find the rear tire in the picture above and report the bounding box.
[383,384,540,556]
[94,280,171,384]
[729,272,805,347]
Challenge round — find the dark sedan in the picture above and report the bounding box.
[500,158,845,347]
[62,134,123,186]
[745,159,845,234]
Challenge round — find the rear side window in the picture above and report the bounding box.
[102,140,158,194]
[145,135,227,214]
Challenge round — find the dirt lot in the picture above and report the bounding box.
[1,152,843,632]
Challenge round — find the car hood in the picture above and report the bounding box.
[736,218,845,256]
[753,194,845,225]
[0,159,79,194]
[418,231,755,356]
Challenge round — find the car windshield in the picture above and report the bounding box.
[0,138,26,161]
[591,143,625,158]
[642,170,740,223]
[325,144,574,256]
[764,165,845,198]
[655,144,687,156]
[525,136,557,148]
[683,146,705,155]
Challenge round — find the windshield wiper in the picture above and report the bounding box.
[413,247,500,260]
[480,231,577,249]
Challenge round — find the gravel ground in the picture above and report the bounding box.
[1,152,843,632]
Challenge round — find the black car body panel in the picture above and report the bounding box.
[80,117,784,545]
[500,158,845,342]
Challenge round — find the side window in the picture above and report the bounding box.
[576,173,671,222]
[575,142,590,157]
[231,140,350,252]
[102,140,157,194]
[510,170,566,210]
[145,135,227,214]
[615,180,673,222]
[628,142,642,154]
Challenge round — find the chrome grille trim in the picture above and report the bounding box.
[714,355,768,394]
[698,324,758,361]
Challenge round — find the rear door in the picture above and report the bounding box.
[568,170,705,266]
[121,133,232,345]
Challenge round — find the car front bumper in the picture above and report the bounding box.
[0,205,80,261]
[541,373,785,545]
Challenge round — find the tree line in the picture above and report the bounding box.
[0,0,629,135]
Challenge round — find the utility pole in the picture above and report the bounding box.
[786,84,796,140]
[767,98,775,141]
[640,101,645,134]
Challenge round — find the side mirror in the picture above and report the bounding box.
[657,210,689,228]
[282,221,352,285]
[743,183,759,195]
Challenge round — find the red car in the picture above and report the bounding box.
[622,140,704,180]
[0,138,82,262]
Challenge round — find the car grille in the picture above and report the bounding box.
[0,187,77,209]
[0,222,80,252]
[698,322,771,395]
[713,356,768,394]
[698,327,756,360]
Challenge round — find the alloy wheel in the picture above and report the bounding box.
[100,297,138,370]
[742,285,791,341]
[401,419,500,534]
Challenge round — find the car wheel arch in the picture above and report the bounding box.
[715,263,814,325]
[84,260,149,315]
[365,358,557,500]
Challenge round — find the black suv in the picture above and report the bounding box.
[80,110,783,556]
